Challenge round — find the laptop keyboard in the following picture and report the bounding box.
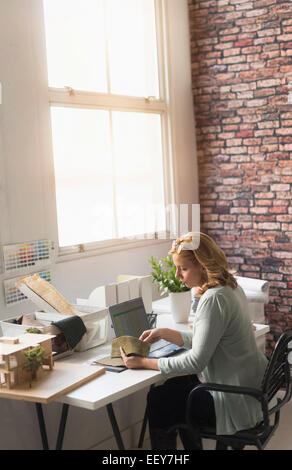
[150,339,171,352]
[149,343,181,358]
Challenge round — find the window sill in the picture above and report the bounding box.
[55,237,171,264]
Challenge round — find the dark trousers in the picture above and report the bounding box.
[147,375,216,449]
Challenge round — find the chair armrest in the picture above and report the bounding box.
[188,382,262,400]
[186,382,270,428]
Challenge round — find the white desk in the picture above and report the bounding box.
[56,342,160,412]
[54,307,269,450]
[54,318,166,450]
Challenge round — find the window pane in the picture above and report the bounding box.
[50,107,114,246]
[43,0,107,92]
[112,111,165,238]
[106,0,159,97]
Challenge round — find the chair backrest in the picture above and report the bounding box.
[261,330,292,409]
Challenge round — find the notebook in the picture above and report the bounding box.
[109,297,184,358]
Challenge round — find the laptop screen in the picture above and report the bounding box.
[109,297,150,338]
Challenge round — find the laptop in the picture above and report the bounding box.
[109,297,184,358]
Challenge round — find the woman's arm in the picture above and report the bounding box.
[120,329,186,370]
[120,347,159,370]
[119,328,184,370]
[158,294,227,375]
[139,327,184,347]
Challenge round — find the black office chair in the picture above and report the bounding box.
[169,330,292,450]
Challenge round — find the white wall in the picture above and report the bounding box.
[0,0,198,449]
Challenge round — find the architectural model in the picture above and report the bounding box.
[0,333,55,389]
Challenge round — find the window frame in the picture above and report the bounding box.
[45,0,175,258]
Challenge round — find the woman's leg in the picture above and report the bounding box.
[147,375,202,450]
[179,386,216,450]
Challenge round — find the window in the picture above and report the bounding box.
[43,0,172,251]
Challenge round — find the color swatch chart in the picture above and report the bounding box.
[4,270,52,306]
[2,240,51,273]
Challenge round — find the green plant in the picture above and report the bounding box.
[149,255,190,295]
[22,345,45,388]
[26,328,42,334]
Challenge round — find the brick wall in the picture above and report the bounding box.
[187,0,292,352]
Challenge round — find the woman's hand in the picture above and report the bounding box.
[119,347,144,369]
[119,347,159,371]
[139,328,163,344]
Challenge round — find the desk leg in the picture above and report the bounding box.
[138,407,148,449]
[35,403,49,450]
[106,403,125,450]
[56,404,69,450]
[138,384,154,449]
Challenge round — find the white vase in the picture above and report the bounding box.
[169,290,191,323]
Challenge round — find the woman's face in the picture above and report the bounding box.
[172,253,203,289]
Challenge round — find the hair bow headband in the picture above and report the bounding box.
[172,235,199,254]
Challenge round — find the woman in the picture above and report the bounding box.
[120,232,271,450]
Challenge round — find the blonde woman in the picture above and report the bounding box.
[120,232,271,450]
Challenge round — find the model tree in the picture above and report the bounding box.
[25,328,42,334]
[22,345,45,388]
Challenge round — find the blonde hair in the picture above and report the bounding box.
[169,232,237,296]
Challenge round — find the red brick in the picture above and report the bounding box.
[257,222,281,229]
[276,128,292,135]
[219,26,240,36]
[280,66,292,73]
[280,41,292,50]
[243,137,262,145]
[254,36,275,45]
[250,207,269,214]
[232,83,256,92]
[267,57,291,66]
[239,68,278,81]
[274,251,292,259]
[254,129,274,137]
[257,79,281,88]
[278,161,292,167]
[245,8,268,17]
[261,51,281,60]
[278,34,292,42]
[282,176,292,183]
[223,48,241,57]
[235,39,253,47]
[276,214,292,222]
[282,120,292,127]
[258,28,281,37]
[246,98,268,107]
[236,130,254,138]
[237,91,254,99]
[221,56,247,65]
[254,88,275,97]
[254,192,274,198]
[228,63,250,72]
